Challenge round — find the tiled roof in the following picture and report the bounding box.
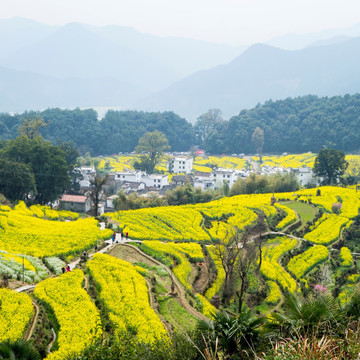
[60,194,87,203]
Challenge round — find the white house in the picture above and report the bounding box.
[168,156,193,174]
[291,167,317,186]
[78,166,96,188]
[212,168,238,189]
[193,172,214,191]
[114,171,143,183]
[142,174,169,189]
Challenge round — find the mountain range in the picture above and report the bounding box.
[1,17,360,121]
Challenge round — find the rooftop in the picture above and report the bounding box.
[60,194,88,203]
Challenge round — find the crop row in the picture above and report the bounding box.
[107,193,279,242]
[0,204,112,257]
[287,245,329,279]
[340,247,353,267]
[0,251,49,283]
[275,203,297,230]
[141,241,202,290]
[260,237,298,293]
[304,214,349,245]
[0,288,33,343]
[265,281,281,305]
[34,269,102,360]
[205,246,226,301]
[88,253,168,344]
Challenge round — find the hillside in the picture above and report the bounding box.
[141,37,360,120]
[202,94,360,154]
[2,187,360,358]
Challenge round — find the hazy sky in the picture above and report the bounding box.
[1,0,360,45]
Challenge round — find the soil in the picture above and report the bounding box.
[193,259,210,293]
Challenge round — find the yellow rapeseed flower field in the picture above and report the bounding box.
[0,288,33,342]
[0,204,112,257]
[34,269,102,360]
[88,253,168,344]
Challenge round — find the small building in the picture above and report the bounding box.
[291,167,317,186]
[142,174,169,189]
[78,166,96,188]
[119,181,145,194]
[193,171,214,191]
[59,194,91,213]
[212,168,238,189]
[171,175,188,186]
[168,156,193,174]
[106,194,118,209]
[114,171,143,183]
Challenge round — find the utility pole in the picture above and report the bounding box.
[22,255,25,284]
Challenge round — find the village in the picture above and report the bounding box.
[58,153,317,215]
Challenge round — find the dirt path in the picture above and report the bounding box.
[24,300,39,341]
[120,244,208,322]
[193,258,210,293]
[47,328,56,354]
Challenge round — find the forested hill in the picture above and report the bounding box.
[204,94,360,154]
[0,108,195,155]
[1,94,360,156]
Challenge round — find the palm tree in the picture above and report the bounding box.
[197,308,264,358]
[264,292,344,339]
[0,340,40,360]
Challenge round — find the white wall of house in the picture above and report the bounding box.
[168,157,193,174]
[292,167,317,186]
[193,178,214,191]
[212,168,238,189]
[142,174,169,189]
[115,171,143,183]
[78,166,96,188]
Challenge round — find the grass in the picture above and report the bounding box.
[281,201,317,229]
[158,296,198,332]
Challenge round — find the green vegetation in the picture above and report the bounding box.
[281,200,317,229]
[204,94,360,154]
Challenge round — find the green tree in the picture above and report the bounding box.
[0,136,71,204]
[135,131,170,174]
[17,115,48,139]
[313,148,349,185]
[194,109,223,146]
[0,159,36,201]
[251,126,264,162]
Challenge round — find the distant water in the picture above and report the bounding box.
[90,106,123,120]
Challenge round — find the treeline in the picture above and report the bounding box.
[203,94,360,154]
[1,94,360,156]
[0,109,194,156]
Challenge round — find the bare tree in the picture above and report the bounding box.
[234,242,257,313]
[89,174,109,217]
[214,212,267,309]
[214,228,242,306]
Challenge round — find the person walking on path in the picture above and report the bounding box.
[125,232,128,240]
[66,265,71,272]
[120,231,123,240]
[95,244,98,252]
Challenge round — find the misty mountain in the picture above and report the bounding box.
[0,65,146,113]
[140,37,360,121]
[0,17,59,58]
[89,24,246,78]
[266,22,360,50]
[306,35,353,48]
[0,22,176,93]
